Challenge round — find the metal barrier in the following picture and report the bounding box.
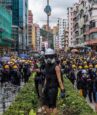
[0,82,21,113]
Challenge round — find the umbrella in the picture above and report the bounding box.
[19,54,29,59]
[1,56,10,62]
[71,49,79,53]
[33,54,40,58]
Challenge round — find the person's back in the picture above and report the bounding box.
[11,70,20,86]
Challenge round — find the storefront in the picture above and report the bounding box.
[86,39,97,51]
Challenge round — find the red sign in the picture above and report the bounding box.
[86,39,97,45]
[84,27,97,35]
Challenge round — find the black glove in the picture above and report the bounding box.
[61,89,65,98]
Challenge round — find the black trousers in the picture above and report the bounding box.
[87,90,93,103]
[44,87,58,108]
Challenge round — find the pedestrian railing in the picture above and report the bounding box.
[0,82,21,113]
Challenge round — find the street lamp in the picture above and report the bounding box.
[44,0,51,48]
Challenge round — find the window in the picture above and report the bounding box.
[90,21,96,29]
[90,32,97,39]
[94,0,97,3]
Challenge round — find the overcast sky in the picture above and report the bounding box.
[28,0,79,27]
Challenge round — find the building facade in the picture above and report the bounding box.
[32,25,36,50]
[72,3,79,46]
[36,26,40,51]
[64,27,69,51]
[22,0,28,50]
[0,3,12,54]
[0,0,12,13]
[52,26,59,50]
[12,0,28,52]
[32,24,41,51]
[67,7,74,47]
[28,10,33,50]
[57,18,67,50]
[69,0,97,50]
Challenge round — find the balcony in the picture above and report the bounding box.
[79,3,84,11]
[79,18,84,28]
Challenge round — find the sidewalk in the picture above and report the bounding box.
[86,97,95,112]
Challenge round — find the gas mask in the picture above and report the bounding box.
[5,68,9,72]
[82,73,87,78]
[44,48,56,65]
[45,57,55,65]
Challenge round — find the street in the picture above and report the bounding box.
[1,0,97,115]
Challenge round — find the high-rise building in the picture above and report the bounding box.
[68,0,97,51]
[0,1,12,54]
[12,0,28,52]
[67,7,74,47]
[28,10,33,50]
[57,18,67,50]
[32,24,40,51]
[64,27,69,51]
[72,3,79,46]
[0,0,12,12]
[52,26,59,50]
[23,0,28,50]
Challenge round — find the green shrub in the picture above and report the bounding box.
[58,77,96,115]
[4,74,96,115]
[3,73,38,115]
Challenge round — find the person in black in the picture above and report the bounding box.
[77,70,87,98]
[93,75,97,112]
[87,75,93,103]
[69,69,76,85]
[23,62,31,83]
[88,68,96,102]
[43,48,65,115]
[1,64,11,86]
[10,65,21,86]
[33,59,46,114]
[34,60,44,98]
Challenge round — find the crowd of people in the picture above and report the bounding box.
[34,49,97,114]
[0,57,32,87]
[1,49,97,114]
[60,52,97,112]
